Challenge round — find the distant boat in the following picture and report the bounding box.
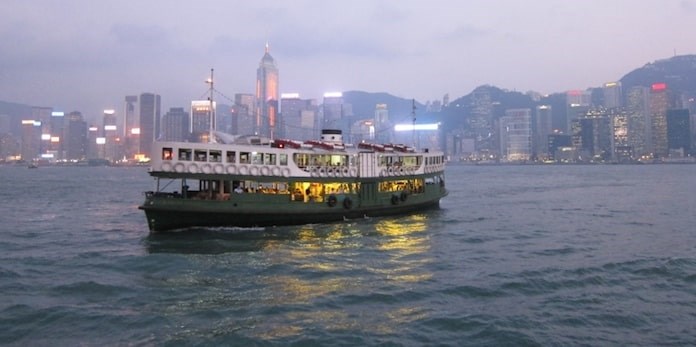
[27,163,38,169]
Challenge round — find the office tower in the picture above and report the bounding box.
[535,105,553,159]
[255,43,279,138]
[374,103,390,143]
[566,90,591,134]
[649,83,670,158]
[138,92,161,158]
[611,108,631,162]
[547,133,572,161]
[233,93,255,135]
[574,109,612,161]
[469,89,494,151]
[280,93,315,140]
[322,92,344,131]
[603,82,623,109]
[190,100,216,141]
[124,96,138,137]
[161,107,190,142]
[666,109,691,155]
[20,119,41,162]
[103,109,119,161]
[499,108,532,161]
[626,86,651,158]
[66,111,87,160]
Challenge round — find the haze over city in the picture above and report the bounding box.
[1,0,695,118]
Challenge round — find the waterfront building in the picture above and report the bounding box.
[535,105,553,160]
[255,43,279,138]
[280,93,316,140]
[102,109,119,161]
[499,108,532,161]
[161,107,190,142]
[566,90,592,134]
[666,109,691,155]
[574,109,612,162]
[66,111,87,161]
[322,92,344,132]
[138,93,161,159]
[468,89,494,151]
[626,86,651,158]
[611,108,630,161]
[233,93,256,136]
[649,83,670,158]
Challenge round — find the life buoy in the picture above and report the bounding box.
[398,167,405,175]
[349,168,358,177]
[260,166,270,176]
[272,166,281,176]
[343,197,353,209]
[342,167,349,177]
[327,195,337,207]
[319,167,326,177]
[226,165,237,175]
[249,166,259,176]
[282,167,291,177]
[174,163,185,173]
[214,164,224,174]
[188,163,199,174]
[161,162,172,172]
[391,194,399,205]
[238,165,249,175]
[388,167,394,176]
[380,169,387,177]
[400,190,409,202]
[201,163,212,174]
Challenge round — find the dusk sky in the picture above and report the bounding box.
[1,0,695,119]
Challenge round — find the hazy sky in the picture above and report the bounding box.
[1,0,695,119]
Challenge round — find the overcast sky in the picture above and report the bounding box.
[1,0,695,119]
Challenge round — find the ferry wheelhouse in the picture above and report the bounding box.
[139,129,447,232]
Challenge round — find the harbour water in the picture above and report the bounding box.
[1,164,694,345]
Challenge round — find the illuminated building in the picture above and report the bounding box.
[573,109,612,161]
[139,92,161,158]
[603,82,623,109]
[374,103,390,144]
[626,86,651,158]
[611,108,630,161]
[649,83,670,158]
[161,107,189,142]
[103,109,119,161]
[190,100,216,140]
[535,105,553,159]
[499,108,532,161]
[468,89,494,151]
[20,120,41,161]
[566,90,591,133]
[255,43,279,138]
[123,96,139,159]
[547,133,572,161]
[666,109,691,155]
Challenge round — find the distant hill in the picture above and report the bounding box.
[620,55,696,93]
[342,91,423,122]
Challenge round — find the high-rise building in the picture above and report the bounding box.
[124,95,138,137]
[322,92,344,131]
[535,105,553,159]
[66,111,87,160]
[374,103,390,144]
[102,109,119,161]
[499,108,532,161]
[138,92,161,158]
[574,109,613,161]
[603,82,623,109]
[566,90,591,134]
[233,93,256,135]
[255,43,279,138]
[666,109,691,155]
[649,83,670,158]
[20,119,41,162]
[280,93,316,140]
[190,100,216,140]
[626,86,651,158]
[611,108,630,161]
[161,107,190,142]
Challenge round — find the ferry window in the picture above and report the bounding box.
[263,153,275,165]
[194,150,207,162]
[209,150,221,162]
[251,152,263,164]
[279,154,288,165]
[226,151,236,163]
[162,148,173,160]
[240,152,250,164]
[178,149,192,161]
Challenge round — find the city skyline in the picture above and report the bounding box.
[1,1,695,119]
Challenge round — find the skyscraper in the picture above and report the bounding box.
[161,107,190,142]
[139,92,161,158]
[66,111,87,160]
[603,82,623,109]
[535,105,553,159]
[234,93,256,136]
[255,43,279,138]
[666,109,691,155]
[626,86,651,158]
[499,108,532,161]
[649,83,670,158]
[190,100,216,140]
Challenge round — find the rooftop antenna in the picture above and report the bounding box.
[206,68,215,143]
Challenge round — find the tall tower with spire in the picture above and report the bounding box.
[255,43,279,138]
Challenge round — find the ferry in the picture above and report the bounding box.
[139,129,448,232]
